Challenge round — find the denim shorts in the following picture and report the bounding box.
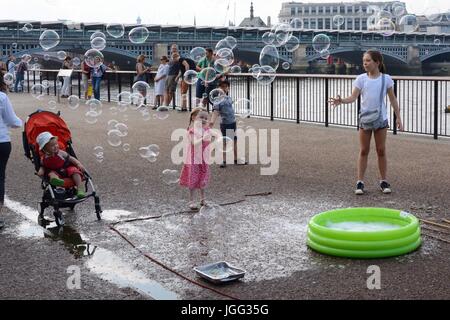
[360,119,389,131]
[220,122,237,141]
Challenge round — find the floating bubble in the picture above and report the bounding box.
[312,34,331,53]
[72,57,81,66]
[376,18,396,37]
[215,48,234,67]
[129,27,149,44]
[224,36,237,49]
[132,178,140,186]
[215,38,232,51]
[156,106,170,120]
[162,169,179,185]
[91,37,106,51]
[262,32,275,45]
[434,39,441,46]
[332,15,345,27]
[213,59,229,74]
[68,95,80,109]
[39,30,60,51]
[234,98,252,118]
[425,7,442,24]
[282,62,291,70]
[146,155,157,163]
[86,98,103,115]
[109,106,118,115]
[107,129,122,147]
[33,57,39,63]
[183,70,198,85]
[41,80,50,88]
[107,119,119,131]
[115,123,128,137]
[130,92,145,110]
[392,4,406,17]
[320,49,331,60]
[132,81,150,98]
[198,67,217,84]
[44,54,50,61]
[209,88,226,105]
[256,65,276,86]
[117,91,132,107]
[230,65,241,73]
[367,5,380,15]
[217,136,234,153]
[250,64,262,79]
[90,31,106,41]
[377,10,393,21]
[48,100,57,110]
[93,146,104,157]
[274,23,292,46]
[22,23,33,32]
[290,18,304,30]
[30,84,45,100]
[190,47,206,62]
[95,155,104,163]
[259,45,280,70]
[84,49,104,68]
[22,54,32,63]
[285,35,299,52]
[56,51,67,61]
[85,111,98,124]
[12,43,17,49]
[122,143,131,152]
[139,144,160,158]
[3,73,14,85]
[141,110,151,121]
[106,23,125,38]
[398,15,419,33]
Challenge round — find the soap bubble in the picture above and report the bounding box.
[106,23,125,38]
[68,95,80,109]
[41,80,50,89]
[398,15,419,33]
[30,84,45,100]
[198,67,217,83]
[214,59,230,74]
[190,47,206,62]
[425,7,442,24]
[107,119,119,131]
[290,18,304,30]
[434,39,441,46]
[215,48,234,67]
[84,49,104,68]
[183,70,198,85]
[162,169,180,185]
[376,18,396,37]
[122,143,131,152]
[132,81,150,99]
[250,64,262,79]
[285,35,300,52]
[282,62,291,70]
[274,23,292,46]
[117,91,132,107]
[93,146,104,157]
[56,51,67,60]
[22,23,33,32]
[156,106,170,120]
[320,49,331,60]
[91,37,106,51]
[129,27,149,44]
[44,54,50,61]
[107,129,122,147]
[256,65,276,86]
[132,178,140,186]
[139,144,160,158]
[90,31,106,41]
[39,30,60,51]
[230,65,241,73]
[12,43,17,49]
[209,88,226,104]
[86,98,103,115]
[224,36,237,49]
[217,136,234,153]
[115,123,128,137]
[48,100,57,110]
[234,98,252,118]
[377,10,393,21]
[312,34,331,53]
[22,54,32,63]
[72,57,81,66]
[259,45,280,70]
[3,73,14,85]
[333,15,345,27]
[130,92,145,110]
[262,32,275,45]
[215,38,233,51]
[85,111,98,124]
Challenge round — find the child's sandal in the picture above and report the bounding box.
[189,202,199,211]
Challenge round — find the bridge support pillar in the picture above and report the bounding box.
[405,45,422,75]
[154,43,169,66]
[291,44,309,73]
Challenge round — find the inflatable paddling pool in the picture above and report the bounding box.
[307,208,421,259]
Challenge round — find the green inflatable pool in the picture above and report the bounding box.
[307,208,422,259]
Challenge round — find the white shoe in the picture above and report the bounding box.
[189,202,199,210]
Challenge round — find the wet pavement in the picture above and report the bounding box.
[1,93,450,299]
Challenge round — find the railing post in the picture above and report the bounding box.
[434,80,439,140]
[118,73,122,97]
[325,78,329,127]
[393,79,398,135]
[270,81,274,121]
[46,71,50,96]
[77,71,81,99]
[107,72,111,102]
[27,70,30,93]
[188,84,192,111]
[246,75,251,102]
[53,74,57,96]
[296,77,300,124]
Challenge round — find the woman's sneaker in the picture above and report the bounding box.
[355,181,365,195]
[380,181,392,194]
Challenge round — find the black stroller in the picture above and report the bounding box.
[22,109,102,226]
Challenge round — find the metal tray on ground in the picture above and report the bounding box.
[194,261,246,284]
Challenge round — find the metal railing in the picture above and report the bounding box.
[20,69,450,139]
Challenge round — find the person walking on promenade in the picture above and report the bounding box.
[153,56,169,109]
[91,57,108,100]
[179,107,211,210]
[14,56,28,93]
[60,56,73,98]
[135,54,150,83]
[164,52,183,108]
[0,75,23,229]
[329,50,404,195]
[195,48,220,108]
[81,59,92,100]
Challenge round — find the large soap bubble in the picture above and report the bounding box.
[198,67,217,83]
[312,34,331,53]
[84,49,104,68]
[376,18,396,37]
[285,36,300,52]
[398,15,419,33]
[91,37,106,51]
[290,18,304,30]
[39,30,60,51]
[129,27,149,44]
[262,32,275,45]
[259,45,280,70]
[224,36,237,49]
[90,31,106,41]
[216,48,234,66]
[106,23,125,38]
[184,70,198,85]
[190,47,206,62]
[332,15,345,27]
[256,65,276,86]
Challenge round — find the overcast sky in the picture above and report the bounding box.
[2,0,449,27]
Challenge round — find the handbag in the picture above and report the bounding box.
[359,74,385,129]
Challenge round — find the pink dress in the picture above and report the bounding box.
[179,127,210,189]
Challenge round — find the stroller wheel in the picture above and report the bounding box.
[54,211,65,227]
[69,204,76,211]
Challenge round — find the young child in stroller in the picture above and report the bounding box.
[36,131,86,199]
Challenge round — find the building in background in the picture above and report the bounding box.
[239,2,268,28]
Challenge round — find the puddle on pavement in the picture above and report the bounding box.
[4,196,178,299]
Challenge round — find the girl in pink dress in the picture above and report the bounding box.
[179,107,211,210]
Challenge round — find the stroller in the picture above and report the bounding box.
[22,109,102,226]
